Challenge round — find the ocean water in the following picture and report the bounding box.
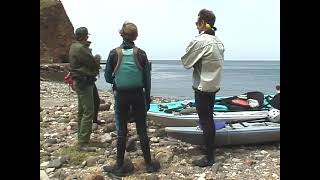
[95,60,280,99]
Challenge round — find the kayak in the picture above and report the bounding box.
[147,93,275,127]
[165,121,280,146]
[147,110,269,127]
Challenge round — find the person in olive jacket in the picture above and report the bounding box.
[69,27,100,152]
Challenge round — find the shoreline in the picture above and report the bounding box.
[40,80,280,179]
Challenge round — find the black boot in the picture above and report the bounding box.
[78,143,96,152]
[139,134,160,173]
[192,155,215,167]
[113,136,127,176]
[193,125,215,167]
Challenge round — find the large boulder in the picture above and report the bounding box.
[40,0,74,64]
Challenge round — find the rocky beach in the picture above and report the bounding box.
[40,80,280,180]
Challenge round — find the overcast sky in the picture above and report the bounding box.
[60,0,279,61]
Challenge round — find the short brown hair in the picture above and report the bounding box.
[198,9,216,28]
[119,22,138,41]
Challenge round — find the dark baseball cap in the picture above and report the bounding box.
[75,27,90,38]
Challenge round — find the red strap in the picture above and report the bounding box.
[231,99,250,107]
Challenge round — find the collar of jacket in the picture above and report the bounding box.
[83,41,92,47]
[120,40,135,49]
[72,40,91,46]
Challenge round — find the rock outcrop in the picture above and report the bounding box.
[40,0,74,64]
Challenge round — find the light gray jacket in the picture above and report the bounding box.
[181,32,224,93]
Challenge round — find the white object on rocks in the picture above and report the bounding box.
[150,137,160,143]
[54,111,63,115]
[46,168,55,173]
[40,170,50,180]
[40,161,49,168]
[98,133,112,143]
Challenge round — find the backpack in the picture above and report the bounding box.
[112,47,144,90]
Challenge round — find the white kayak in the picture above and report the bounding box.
[147,110,269,127]
[165,122,280,146]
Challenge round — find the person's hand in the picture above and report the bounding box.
[94,54,101,65]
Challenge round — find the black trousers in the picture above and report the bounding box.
[93,84,100,122]
[194,90,216,161]
[116,89,151,165]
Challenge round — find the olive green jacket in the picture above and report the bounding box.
[69,40,99,77]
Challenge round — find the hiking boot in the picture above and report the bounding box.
[78,144,96,152]
[192,156,215,167]
[146,160,160,173]
[103,164,127,177]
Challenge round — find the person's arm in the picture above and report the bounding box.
[138,49,152,110]
[181,39,207,69]
[78,46,98,71]
[104,49,117,84]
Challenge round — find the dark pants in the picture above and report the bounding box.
[93,84,100,123]
[195,90,216,161]
[115,89,151,166]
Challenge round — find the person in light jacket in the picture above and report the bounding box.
[181,9,225,167]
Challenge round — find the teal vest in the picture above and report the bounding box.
[113,48,143,90]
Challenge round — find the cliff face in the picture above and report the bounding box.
[40,0,74,63]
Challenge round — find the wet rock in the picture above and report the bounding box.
[47,146,60,153]
[270,151,280,158]
[42,156,51,162]
[52,169,67,179]
[68,122,77,130]
[145,174,159,180]
[231,158,241,162]
[40,161,50,169]
[150,137,160,143]
[45,139,57,144]
[98,133,112,143]
[154,128,167,137]
[99,98,106,104]
[111,140,117,148]
[46,167,55,173]
[64,175,78,180]
[155,150,173,164]
[126,137,137,152]
[216,155,226,162]
[99,104,110,111]
[132,158,145,171]
[105,117,114,124]
[47,159,62,168]
[86,156,100,167]
[97,159,106,164]
[82,173,105,180]
[104,123,116,132]
[54,111,63,116]
[58,118,69,123]
[244,159,256,166]
[59,155,70,164]
[211,162,222,174]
